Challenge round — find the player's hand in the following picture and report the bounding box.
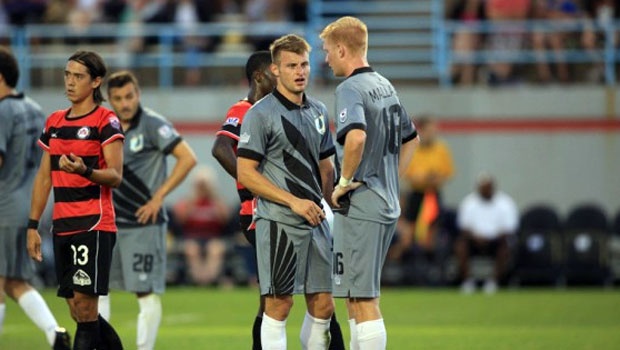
[136,195,164,224]
[58,153,87,175]
[331,181,362,208]
[27,228,43,262]
[290,198,325,226]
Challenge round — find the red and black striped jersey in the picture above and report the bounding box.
[38,106,125,235]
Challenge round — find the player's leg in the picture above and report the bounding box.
[0,277,5,335]
[242,220,263,350]
[98,234,124,322]
[302,292,333,349]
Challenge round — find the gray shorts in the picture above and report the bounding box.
[255,219,332,296]
[0,226,35,280]
[332,216,397,298]
[109,224,166,294]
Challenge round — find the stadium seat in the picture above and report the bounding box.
[608,210,620,283]
[562,204,611,285]
[513,205,563,286]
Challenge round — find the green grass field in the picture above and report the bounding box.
[1,287,619,349]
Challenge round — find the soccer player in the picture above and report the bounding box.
[0,47,71,350]
[26,50,125,350]
[237,34,337,349]
[98,70,197,350]
[320,17,419,350]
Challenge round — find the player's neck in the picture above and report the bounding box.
[276,86,303,106]
[344,57,370,77]
[0,85,14,100]
[69,99,98,118]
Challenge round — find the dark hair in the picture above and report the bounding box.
[68,50,107,104]
[0,47,19,88]
[245,51,272,84]
[107,70,140,93]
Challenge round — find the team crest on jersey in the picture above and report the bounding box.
[73,269,92,286]
[109,116,121,130]
[129,134,144,152]
[339,108,347,123]
[239,132,250,143]
[314,115,326,135]
[224,117,240,127]
[76,126,90,139]
[158,125,173,139]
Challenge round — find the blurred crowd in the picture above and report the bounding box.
[449,0,620,85]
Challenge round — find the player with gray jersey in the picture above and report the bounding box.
[321,17,418,350]
[238,34,337,350]
[98,71,197,350]
[0,47,71,350]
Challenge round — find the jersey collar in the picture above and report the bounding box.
[273,88,308,111]
[125,105,143,132]
[0,92,24,102]
[347,66,374,79]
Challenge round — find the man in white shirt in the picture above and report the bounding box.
[456,173,518,294]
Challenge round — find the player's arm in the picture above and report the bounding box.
[0,154,3,169]
[211,135,238,179]
[319,157,334,206]
[238,157,325,226]
[399,135,419,178]
[332,129,366,208]
[59,139,124,188]
[27,151,53,262]
[136,140,197,224]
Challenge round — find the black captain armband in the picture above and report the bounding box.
[27,219,39,230]
[81,166,94,179]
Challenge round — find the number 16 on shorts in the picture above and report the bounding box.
[333,252,344,286]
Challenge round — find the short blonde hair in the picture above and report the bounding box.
[269,34,311,64]
[319,16,368,55]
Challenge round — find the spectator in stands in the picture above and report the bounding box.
[456,173,518,294]
[581,0,620,82]
[392,116,454,260]
[245,0,291,50]
[3,0,47,26]
[532,0,584,83]
[484,0,531,85]
[173,166,230,286]
[449,0,486,85]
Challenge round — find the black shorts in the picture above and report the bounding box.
[404,190,443,222]
[53,230,116,298]
[467,236,505,257]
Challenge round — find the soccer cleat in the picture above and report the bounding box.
[52,327,72,350]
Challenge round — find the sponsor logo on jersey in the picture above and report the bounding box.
[315,115,326,135]
[224,117,240,127]
[158,125,173,139]
[339,108,347,123]
[239,132,251,143]
[73,269,92,286]
[76,126,90,139]
[129,134,144,152]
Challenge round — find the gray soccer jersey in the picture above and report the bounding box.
[237,89,335,227]
[334,67,417,223]
[0,94,45,226]
[113,106,182,227]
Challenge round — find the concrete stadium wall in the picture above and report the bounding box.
[29,86,620,219]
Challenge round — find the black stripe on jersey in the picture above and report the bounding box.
[50,155,100,171]
[238,188,253,202]
[54,185,100,203]
[47,126,100,141]
[285,177,321,206]
[238,149,264,162]
[122,166,152,199]
[220,124,241,137]
[402,130,418,143]
[270,221,296,295]
[113,191,142,215]
[336,123,367,145]
[281,116,322,194]
[100,124,124,143]
[319,147,336,160]
[53,214,100,233]
[39,131,50,148]
[283,150,321,196]
[162,137,182,155]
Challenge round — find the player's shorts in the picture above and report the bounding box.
[332,216,397,298]
[108,224,166,294]
[54,230,116,298]
[0,226,35,280]
[255,218,332,296]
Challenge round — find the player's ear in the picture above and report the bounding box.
[252,70,262,84]
[270,63,279,77]
[338,44,346,59]
[91,76,102,89]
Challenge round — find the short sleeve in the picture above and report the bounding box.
[502,194,519,234]
[147,116,182,155]
[99,113,125,146]
[216,103,249,141]
[237,107,268,162]
[400,104,417,143]
[457,196,472,231]
[319,105,335,159]
[38,117,52,151]
[335,85,366,145]
[0,113,11,156]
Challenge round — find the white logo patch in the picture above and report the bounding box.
[158,125,173,139]
[224,117,240,127]
[109,116,121,130]
[129,134,144,152]
[314,115,326,135]
[72,269,92,286]
[239,132,251,143]
[76,126,90,139]
[339,108,347,123]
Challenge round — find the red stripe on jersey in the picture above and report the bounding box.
[41,106,124,235]
[215,130,240,141]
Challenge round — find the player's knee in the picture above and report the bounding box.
[3,279,31,300]
[70,295,99,322]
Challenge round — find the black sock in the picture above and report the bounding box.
[98,314,124,350]
[252,315,262,350]
[73,320,99,350]
[328,312,345,350]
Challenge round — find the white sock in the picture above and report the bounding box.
[357,319,387,350]
[300,312,331,350]
[98,294,111,321]
[0,303,5,335]
[18,290,58,345]
[261,313,287,350]
[349,318,359,350]
[137,294,162,350]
